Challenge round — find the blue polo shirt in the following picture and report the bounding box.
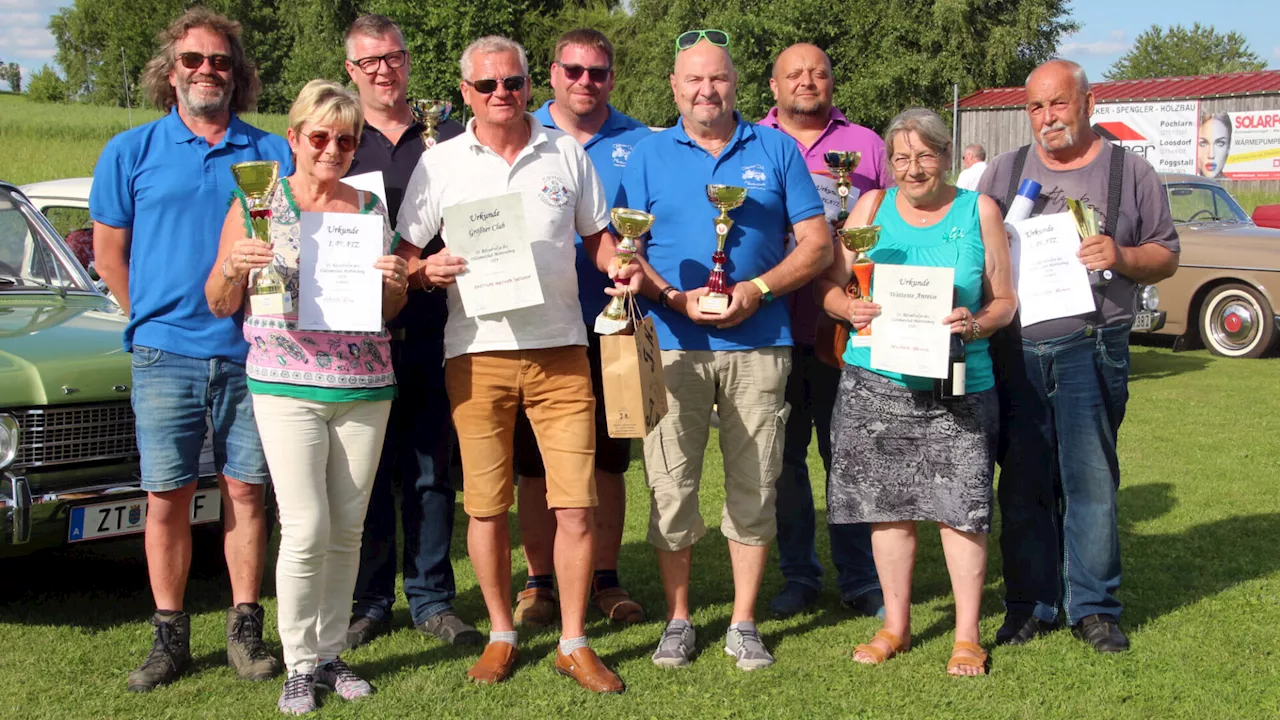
[532,101,652,326]
[90,107,293,361]
[617,114,824,351]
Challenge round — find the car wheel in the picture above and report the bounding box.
[1198,283,1277,358]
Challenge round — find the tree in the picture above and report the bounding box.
[1105,23,1267,81]
[27,65,69,103]
[1,63,21,93]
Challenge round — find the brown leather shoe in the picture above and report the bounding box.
[512,587,558,628]
[554,646,623,694]
[592,587,645,625]
[466,642,518,684]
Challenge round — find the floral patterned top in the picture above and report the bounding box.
[238,178,397,402]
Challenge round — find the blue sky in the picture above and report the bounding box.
[2,0,1278,92]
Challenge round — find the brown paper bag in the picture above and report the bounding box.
[600,311,668,438]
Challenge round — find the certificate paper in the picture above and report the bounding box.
[298,211,384,333]
[442,192,544,317]
[1010,212,1096,327]
[869,264,955,379]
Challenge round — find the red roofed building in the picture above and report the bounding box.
[956,70,1280,193]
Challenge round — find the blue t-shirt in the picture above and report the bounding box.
[90,108,294,361]
[843,188,994,393]
[617,115,824,351]
[532,101,652,326]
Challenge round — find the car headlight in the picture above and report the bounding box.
[1141,285,1160,312]
[0,414,18,470]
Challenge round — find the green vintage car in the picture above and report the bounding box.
[0,181,221,557]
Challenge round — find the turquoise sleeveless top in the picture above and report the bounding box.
[843,187,994,393]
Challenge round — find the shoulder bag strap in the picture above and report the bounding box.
[1105,145,1125,239]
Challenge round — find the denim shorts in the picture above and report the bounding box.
[131,346,270,493]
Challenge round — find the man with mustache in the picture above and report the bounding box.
[90,7,292,692]
[758,42,889,620]
[616,32,831,670]
[977,59,1180,653]
[510,27,652,630]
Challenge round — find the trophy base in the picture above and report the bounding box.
[594,312,633,336]
[698,293,729,314]
[250,292,293,316]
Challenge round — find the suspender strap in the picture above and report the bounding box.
[1004,144,1032,212]
[1104,145,1125,239]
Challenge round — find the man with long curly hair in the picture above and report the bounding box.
[89,7,293,693]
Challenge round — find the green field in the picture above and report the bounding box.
[2,346,1279,719]
[4,92,1280,719]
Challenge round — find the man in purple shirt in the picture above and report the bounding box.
[759,43,891,618]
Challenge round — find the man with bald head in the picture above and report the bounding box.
[977,59,1179,653]
[760,42,890,619]
[617,30,831,670]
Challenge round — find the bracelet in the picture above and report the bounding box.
[659,285,678,308]
[416,263,436,293]
[221,256,244,286]
[966,317,982,342]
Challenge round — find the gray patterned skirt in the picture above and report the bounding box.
[827,365,998,534]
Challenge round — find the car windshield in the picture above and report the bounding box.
[0,187,95,293]
[1166,182,1251,224]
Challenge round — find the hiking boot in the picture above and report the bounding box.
[346,612,392,650]
[417,609,484,646]
[1072,614,1130,653]
[227,603,283,680]
[127,611,192,693]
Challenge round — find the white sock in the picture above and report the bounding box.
[558,635,588,654]
[490,630,518,647]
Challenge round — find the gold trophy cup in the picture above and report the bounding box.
[700,184,748,314]
[836,224,881,339]
[822,151,861,222]
[595,207,654,335]
[230,160,291,315]
[411,99,453,149]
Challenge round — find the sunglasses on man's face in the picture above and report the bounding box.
[675,29,730,52]
[305,131,358,153]
[557,63,611,84]
[465,75,527,94]
[177,52,233,72]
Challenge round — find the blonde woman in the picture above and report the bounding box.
[206,79,409,714]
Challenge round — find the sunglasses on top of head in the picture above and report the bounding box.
[465,75,527,94]
[177,52,233,72]
[557,63,612,83]
[675,29,730,52]
[304,131,358,153]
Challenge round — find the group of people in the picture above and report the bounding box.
[88,6,1180,714]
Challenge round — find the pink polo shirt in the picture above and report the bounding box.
[759,107,891,346]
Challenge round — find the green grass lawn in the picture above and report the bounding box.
[3,343,1279,719]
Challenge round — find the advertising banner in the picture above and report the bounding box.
[1216,110,1280,180]
[1089,101,1200,174]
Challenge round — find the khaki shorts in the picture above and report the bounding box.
[445,346,597,517]
[642,347,791,551]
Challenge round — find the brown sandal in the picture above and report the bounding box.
[853,629,910,664]
[946,641,989,676]
[591,586,645,624]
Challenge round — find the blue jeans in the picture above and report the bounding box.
[774,344,879,600]
[131,346,269,491]
[996,323,1130,626]
[352,333,457,625]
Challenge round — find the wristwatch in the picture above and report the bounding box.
[750,277,773,303]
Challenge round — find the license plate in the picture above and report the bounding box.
[67,490,222,542]
[1133,313,1155,331]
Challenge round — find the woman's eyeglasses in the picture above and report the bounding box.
[890,153,941,171]
[557,64,611,83]
[675,29,730,52]
[465,76,527,94]
[305,131,358,153]
[177,52,232,72]
[351,50,408,74]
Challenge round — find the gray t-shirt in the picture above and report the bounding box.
[977,139,1180,341]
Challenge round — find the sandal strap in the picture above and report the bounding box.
[873,629,907,651]
[855,629,910,664]
[947,641,989,673]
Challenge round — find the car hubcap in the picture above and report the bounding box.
[1209,294,1259,353]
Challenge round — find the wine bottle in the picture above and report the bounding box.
[935,289,967,401]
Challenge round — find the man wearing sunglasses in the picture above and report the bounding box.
[508,28,653,633]
[616,31,832,671]
[759,43,891,621]
[397,35,637,694]
[90,7,291,692]
[339,14,483,655]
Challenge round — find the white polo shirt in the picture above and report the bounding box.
[398,114,609,359]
